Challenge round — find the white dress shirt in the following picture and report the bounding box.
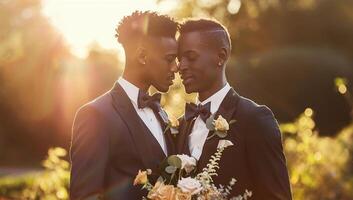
[117,77,168,155]
[188,83,231,160]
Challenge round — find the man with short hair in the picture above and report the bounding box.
[70,11,178,199]
[177,19,292,199]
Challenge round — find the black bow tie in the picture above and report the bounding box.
[137,91,170,129]
[185,102,211,122]
[137,91,162,110]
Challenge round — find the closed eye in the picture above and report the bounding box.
[165,55,177,63]
[184,51,199,61]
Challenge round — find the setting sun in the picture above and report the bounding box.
[42,0,177,57]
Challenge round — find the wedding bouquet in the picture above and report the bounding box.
[133,139,252,200]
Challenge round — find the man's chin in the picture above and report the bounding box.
[155,85,170,93]
[182,81,196,93]
[184,85,197,94]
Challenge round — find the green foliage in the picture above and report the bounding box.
[0,147,70,200]
[1,113,353,199]
[1,0,353,197]
[167,155,182,169]
[0,0,123,164]
[160,0,353,136]
[282,109,353,199]
[22,147,70,200]
[0,173,35,198]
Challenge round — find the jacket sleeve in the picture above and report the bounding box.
[70,105,110,200]
[245,106,292,200]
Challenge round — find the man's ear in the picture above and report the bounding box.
[217,47,229,67]
[136,46,147,65]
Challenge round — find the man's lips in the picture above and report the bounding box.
[180,74,194,84]
[167,75,175,84]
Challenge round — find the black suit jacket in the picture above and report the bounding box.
[70,83,175,200]
[177,88,292,200]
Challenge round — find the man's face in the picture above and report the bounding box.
[145,37,178,93]
[178,32,219,94]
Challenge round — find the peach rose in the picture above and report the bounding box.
[133,170,148,185]
[174,188,192,200]
[204,187,223,200]
[148,181,175,200]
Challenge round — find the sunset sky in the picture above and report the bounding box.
[42,0,178,58]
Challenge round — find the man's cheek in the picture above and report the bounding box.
[197,66,206,76]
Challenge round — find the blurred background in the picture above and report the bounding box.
[0,0,353,199]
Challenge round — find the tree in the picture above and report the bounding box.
[160,0,353,135]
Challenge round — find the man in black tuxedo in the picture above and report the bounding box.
[70,11,178,199]
[177,19,292,199]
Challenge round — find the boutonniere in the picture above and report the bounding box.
[164,114,179,137]
[206,114,236,140]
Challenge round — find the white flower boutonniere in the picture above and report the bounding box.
[214,115,230,132]
[206,114,236,140]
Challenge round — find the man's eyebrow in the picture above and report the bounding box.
[165,53,177,57]
[181,50,197,55]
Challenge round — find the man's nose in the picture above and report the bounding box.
[170,60,178,73]
[178,58,187,71]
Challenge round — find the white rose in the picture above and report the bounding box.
[177,177,202,195]
[217,140,234,149]
[213,115,229,132]
[177,154,197,173]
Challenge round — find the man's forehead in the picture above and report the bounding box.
[161,36,177,45]
[148,36,177,51]
[179,32,202,48]
[149,35,176,43]
[179,29,229,50]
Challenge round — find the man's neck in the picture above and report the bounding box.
[122,69,149,92]
[199,80,227,102]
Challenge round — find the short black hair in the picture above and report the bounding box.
[179,18,231,50]
[115,11,178,48]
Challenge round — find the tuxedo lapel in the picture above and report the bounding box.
[215,88,240,124]
[177,117,196,156]
[156,108,176,156]
[110,82,166,169]
[142,98,176,156]
[198,88,240,168]
[164,128,176,156]
[207,88,240,142]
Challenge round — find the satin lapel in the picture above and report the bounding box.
[214,88,240,127]
[199,88,240,166]
[152,107,175,156]
[177,116,196,156]
[162,119,176,156]
[176,117,187,154]
[164,130,174,156]
[110,82,165,169]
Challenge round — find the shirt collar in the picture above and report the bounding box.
[117,77,140,106]
[199,83,231,114]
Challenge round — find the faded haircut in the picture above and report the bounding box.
[115,11,178,49]
[179,18,231,50]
